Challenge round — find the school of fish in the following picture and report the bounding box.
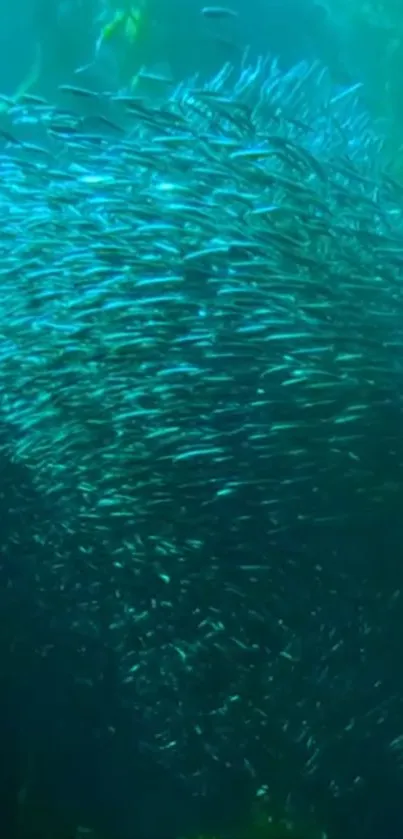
[1,49,403,814]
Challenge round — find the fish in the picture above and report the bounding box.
[0,49,402,835]
[201,6,239,19]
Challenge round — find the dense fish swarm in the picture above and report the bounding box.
[1,53,403,804]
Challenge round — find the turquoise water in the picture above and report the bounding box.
[0,3,403,839]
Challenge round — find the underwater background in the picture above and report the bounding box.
[1,1,403,838]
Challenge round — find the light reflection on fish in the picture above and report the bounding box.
[0,50,402,822]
